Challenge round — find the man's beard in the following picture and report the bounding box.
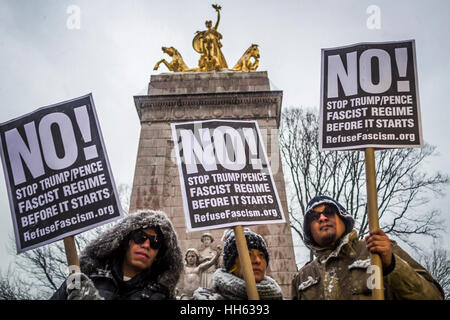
[318,229,337,247]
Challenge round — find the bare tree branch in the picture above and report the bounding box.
[279,107,449,257]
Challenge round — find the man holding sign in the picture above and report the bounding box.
[291,196,443,300]
[0,94,185,299]
[301,40,443,300]
[51,209,183,300]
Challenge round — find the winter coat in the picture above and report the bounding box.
[292,230,444,300]
[193,268,283,300]
[51,210,183,300]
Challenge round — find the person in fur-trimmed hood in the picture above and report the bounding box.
[51,210,183,300]
[292,195,444,300]
[193,229,283,300]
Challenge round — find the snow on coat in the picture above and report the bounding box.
[292,230,444,300]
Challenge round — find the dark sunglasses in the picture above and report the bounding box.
[309,206,336,222]
[130,230,162,250]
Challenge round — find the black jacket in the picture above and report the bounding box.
[50,256,169,300]
[50,210,183,300]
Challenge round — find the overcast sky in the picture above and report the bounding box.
[0,0,449,271]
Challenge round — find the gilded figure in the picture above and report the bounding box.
[232,44,260,72]
[153,4,260,73]
[192,4,228,71]
[154,46,189,72]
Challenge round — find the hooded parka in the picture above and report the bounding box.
[51,210,183,300]
[292,196,444,300]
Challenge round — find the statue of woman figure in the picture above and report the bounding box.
[180,247,221,300]
[193,4,228,71]
[198,232,221,288]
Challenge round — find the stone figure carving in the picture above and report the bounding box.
[192,4,228,71]
[153,46,189,72]
[153,4,260,73]
[180,247,221,299]
[198,232,221,289]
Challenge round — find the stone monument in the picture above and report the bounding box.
[129,4,297,299]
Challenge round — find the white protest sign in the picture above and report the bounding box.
[171,119,285,232]
[0,93,123,253]
[319,40,423,151]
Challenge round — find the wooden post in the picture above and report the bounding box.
[233,225,260,300]
[364,147,385,300]
[63,236,80,274]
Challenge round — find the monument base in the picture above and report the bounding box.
[130,71,297,299]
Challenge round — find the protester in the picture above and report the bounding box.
[193,229,283,300]
[51,209,183,300]
[292,195,444,300]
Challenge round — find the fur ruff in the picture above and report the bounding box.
[79,210,183,297]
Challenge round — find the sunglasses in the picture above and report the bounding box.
[130,230,162,250]
[309,206,336,222]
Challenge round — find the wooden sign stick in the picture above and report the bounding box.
[63,235,80,274]
[233,225,260,300]
[364,147,385,300]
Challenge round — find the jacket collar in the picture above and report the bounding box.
[311,230,358,264]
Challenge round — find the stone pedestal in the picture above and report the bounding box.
[130,71,297,298]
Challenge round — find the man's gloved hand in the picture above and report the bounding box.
[66,272,104,300]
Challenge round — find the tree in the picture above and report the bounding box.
[279,107,449,252]
[0,183,132,299]
[420,246,450,299]
[0,268,34,300]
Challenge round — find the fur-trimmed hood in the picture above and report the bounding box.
[79,210,183,297]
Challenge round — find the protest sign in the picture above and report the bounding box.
[319,39,422,151]
[0,93,123,253]
[171,119,285,232]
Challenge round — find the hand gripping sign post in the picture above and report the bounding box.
[0,94,123,274]
[320,40,423,300]
[172,119,286,300]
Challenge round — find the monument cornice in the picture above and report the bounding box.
[134,90,283,125]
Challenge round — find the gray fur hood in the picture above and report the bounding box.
[79,210,183,297]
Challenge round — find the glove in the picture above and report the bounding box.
[66,272,104,300]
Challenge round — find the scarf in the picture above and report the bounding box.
[194,269,283,300]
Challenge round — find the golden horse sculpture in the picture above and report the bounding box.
[154,4,260,73]
[232,44,260,72]
[153,46,189,72]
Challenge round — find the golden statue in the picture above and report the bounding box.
[193,4,228,71]
[154,4,259,73]
[153,46,189,72]
[232,44,260,72]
